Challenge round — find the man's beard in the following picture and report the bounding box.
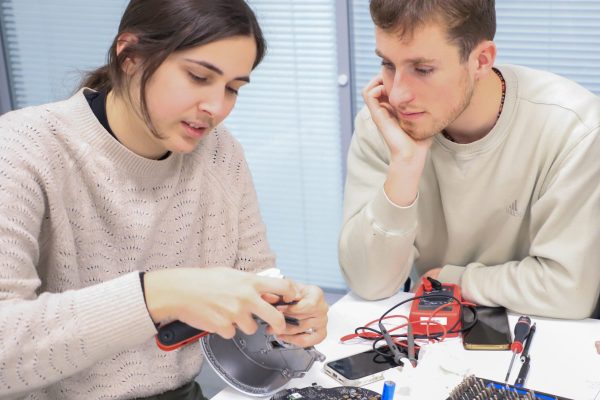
[401,73,475,141]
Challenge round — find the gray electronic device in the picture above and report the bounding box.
[200,319,325,397]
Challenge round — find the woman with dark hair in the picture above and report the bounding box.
[0,1,328,399]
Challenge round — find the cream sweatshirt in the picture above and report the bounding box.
[339,65,600,319]
[0,90,275,399]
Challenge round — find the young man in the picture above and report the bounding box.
[339,0,600,318]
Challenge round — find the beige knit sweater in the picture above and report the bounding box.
[0,89,275,399]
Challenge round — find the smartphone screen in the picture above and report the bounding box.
[325,346,402,380]
[462,306,511,350]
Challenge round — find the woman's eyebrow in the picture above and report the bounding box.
[184,58,250,83]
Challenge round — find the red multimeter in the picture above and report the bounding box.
[409,277,462,338]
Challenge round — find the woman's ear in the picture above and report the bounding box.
[116,32,139,73]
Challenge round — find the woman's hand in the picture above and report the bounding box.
[144,267,300,339]
[266,283,328,347]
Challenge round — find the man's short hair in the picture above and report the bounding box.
[370,0,496,62]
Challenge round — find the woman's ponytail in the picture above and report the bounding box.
[79,65,112,92]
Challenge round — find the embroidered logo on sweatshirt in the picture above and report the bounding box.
[506,200,524,217]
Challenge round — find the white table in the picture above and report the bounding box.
[212,291,600,399]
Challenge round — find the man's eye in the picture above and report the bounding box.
[381,61,395,70]
[226,87,239,95]
[415,67,434,76]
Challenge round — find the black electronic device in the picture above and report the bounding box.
[323,345,411,386]
[462,306,511,350]
[271,384,380,400]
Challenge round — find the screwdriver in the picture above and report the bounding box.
[515,322,536,387]
[504,315,532,384]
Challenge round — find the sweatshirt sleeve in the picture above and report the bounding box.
[440,128,600,319]
[0,123,157,396]
[339,108,419,300]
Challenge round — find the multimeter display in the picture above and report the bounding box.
[415,286,456,311]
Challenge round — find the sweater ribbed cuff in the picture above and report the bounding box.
[75,272,159,359]
[438,265,466,286]
[368,187,418,234]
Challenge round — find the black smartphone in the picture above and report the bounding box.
[462,306,511,350]
[323,346,405,386]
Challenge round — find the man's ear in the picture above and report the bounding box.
[470,40,497,80]
[116,32,139,73]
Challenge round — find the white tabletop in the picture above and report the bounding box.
[211,291,600,399]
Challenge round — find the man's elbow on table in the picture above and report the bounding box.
[340,264,405,301]
[544,290,599,320]
[338,237,410,301]
[499,285,599,320]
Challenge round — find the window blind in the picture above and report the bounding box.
[495,1,600,95]
[350,0,379,117]
[228,0,345,288]
[0,1,127,108]
[0,0,346,289]
[350,0,600,115]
